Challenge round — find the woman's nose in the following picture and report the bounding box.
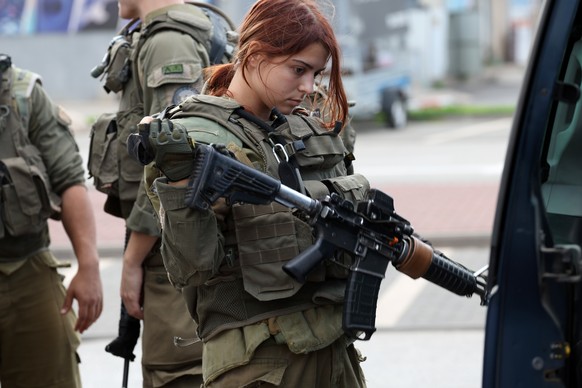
[299,77,315,95]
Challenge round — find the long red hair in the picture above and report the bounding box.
[204,0,348,128]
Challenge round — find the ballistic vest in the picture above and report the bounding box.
[158,95,369,339]
[0,66,60,243]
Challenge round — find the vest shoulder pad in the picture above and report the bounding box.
[166,7,212,32]
[170,94,241,119]
[173,115,243,148]
[145,5,212,46]
[170,95,248,148]
[12,67,41,99]
[11,67,42,129]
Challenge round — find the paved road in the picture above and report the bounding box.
[46,111,511,387]
[63,245,488,388]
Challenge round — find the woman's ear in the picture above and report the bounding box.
[247,53,260,68]
[246,41,263,69]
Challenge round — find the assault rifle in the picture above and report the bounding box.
[183,144,488,340]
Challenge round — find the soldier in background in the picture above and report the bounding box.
[0,54,103,388]
[89,0,234,386]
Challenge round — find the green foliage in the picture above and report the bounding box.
[408,104,515,121]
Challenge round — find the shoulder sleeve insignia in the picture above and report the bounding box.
[172,85,199,105]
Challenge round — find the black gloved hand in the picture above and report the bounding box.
[149,119,196,181]
[127,118,196,181]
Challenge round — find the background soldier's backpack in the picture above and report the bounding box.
[87,1,237,196]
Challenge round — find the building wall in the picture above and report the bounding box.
[0,0,541,101]
[1,32,116,101]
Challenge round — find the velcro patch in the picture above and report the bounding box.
[172,85,198,105]
[56,105,72,126]
[162,64,184,74]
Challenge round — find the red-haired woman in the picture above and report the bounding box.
[138,0,369,386]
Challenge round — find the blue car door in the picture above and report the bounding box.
[484,0,582,386]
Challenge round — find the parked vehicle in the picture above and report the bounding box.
[342,66,410,129]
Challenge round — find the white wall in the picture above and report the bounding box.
[1,32,116,100]
[407,8,449,86]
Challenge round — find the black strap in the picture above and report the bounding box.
[201,8,228,65]
[233,107,306,194]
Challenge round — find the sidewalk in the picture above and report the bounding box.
[47,64,523,388]
[407,63,525,110]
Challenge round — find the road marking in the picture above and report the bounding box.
[375,272,428,328]
[376,247,459,328]
[425,117,512,145]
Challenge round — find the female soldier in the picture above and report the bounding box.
[139,0,369,386]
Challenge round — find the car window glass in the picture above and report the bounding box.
[541,37,582,245]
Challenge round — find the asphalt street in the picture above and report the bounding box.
[54,116,504,388]
[46,64,523,387]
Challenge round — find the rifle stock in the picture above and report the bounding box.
[185,144,487,340]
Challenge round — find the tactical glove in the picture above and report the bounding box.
[127,119,196,182]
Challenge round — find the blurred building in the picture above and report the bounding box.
[200,0,543,86]
[0,0,543,100]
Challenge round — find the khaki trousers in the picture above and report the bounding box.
[0,252,81,388]
[142,263,203,388]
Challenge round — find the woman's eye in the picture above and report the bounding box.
[294,67,305,75]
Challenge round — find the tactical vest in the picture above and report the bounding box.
[88,3,233,218]
[159,95,369,339]
[0,66,61,240]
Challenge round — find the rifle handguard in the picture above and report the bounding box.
[394,236,479,298]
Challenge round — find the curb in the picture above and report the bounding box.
[427,233,491,249]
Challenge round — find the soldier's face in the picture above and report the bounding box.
[248,42,329,117]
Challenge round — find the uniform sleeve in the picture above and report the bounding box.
[154,178,225,289]
[139,29,210,115]
[27,81,85,195]
[126,177,161,236]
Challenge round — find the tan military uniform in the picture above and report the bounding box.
[95,4,215,387]
[148,95,369,387]
[0,65,84,388]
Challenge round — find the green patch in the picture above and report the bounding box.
[162,64,184,74]
[408,104,516,121]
